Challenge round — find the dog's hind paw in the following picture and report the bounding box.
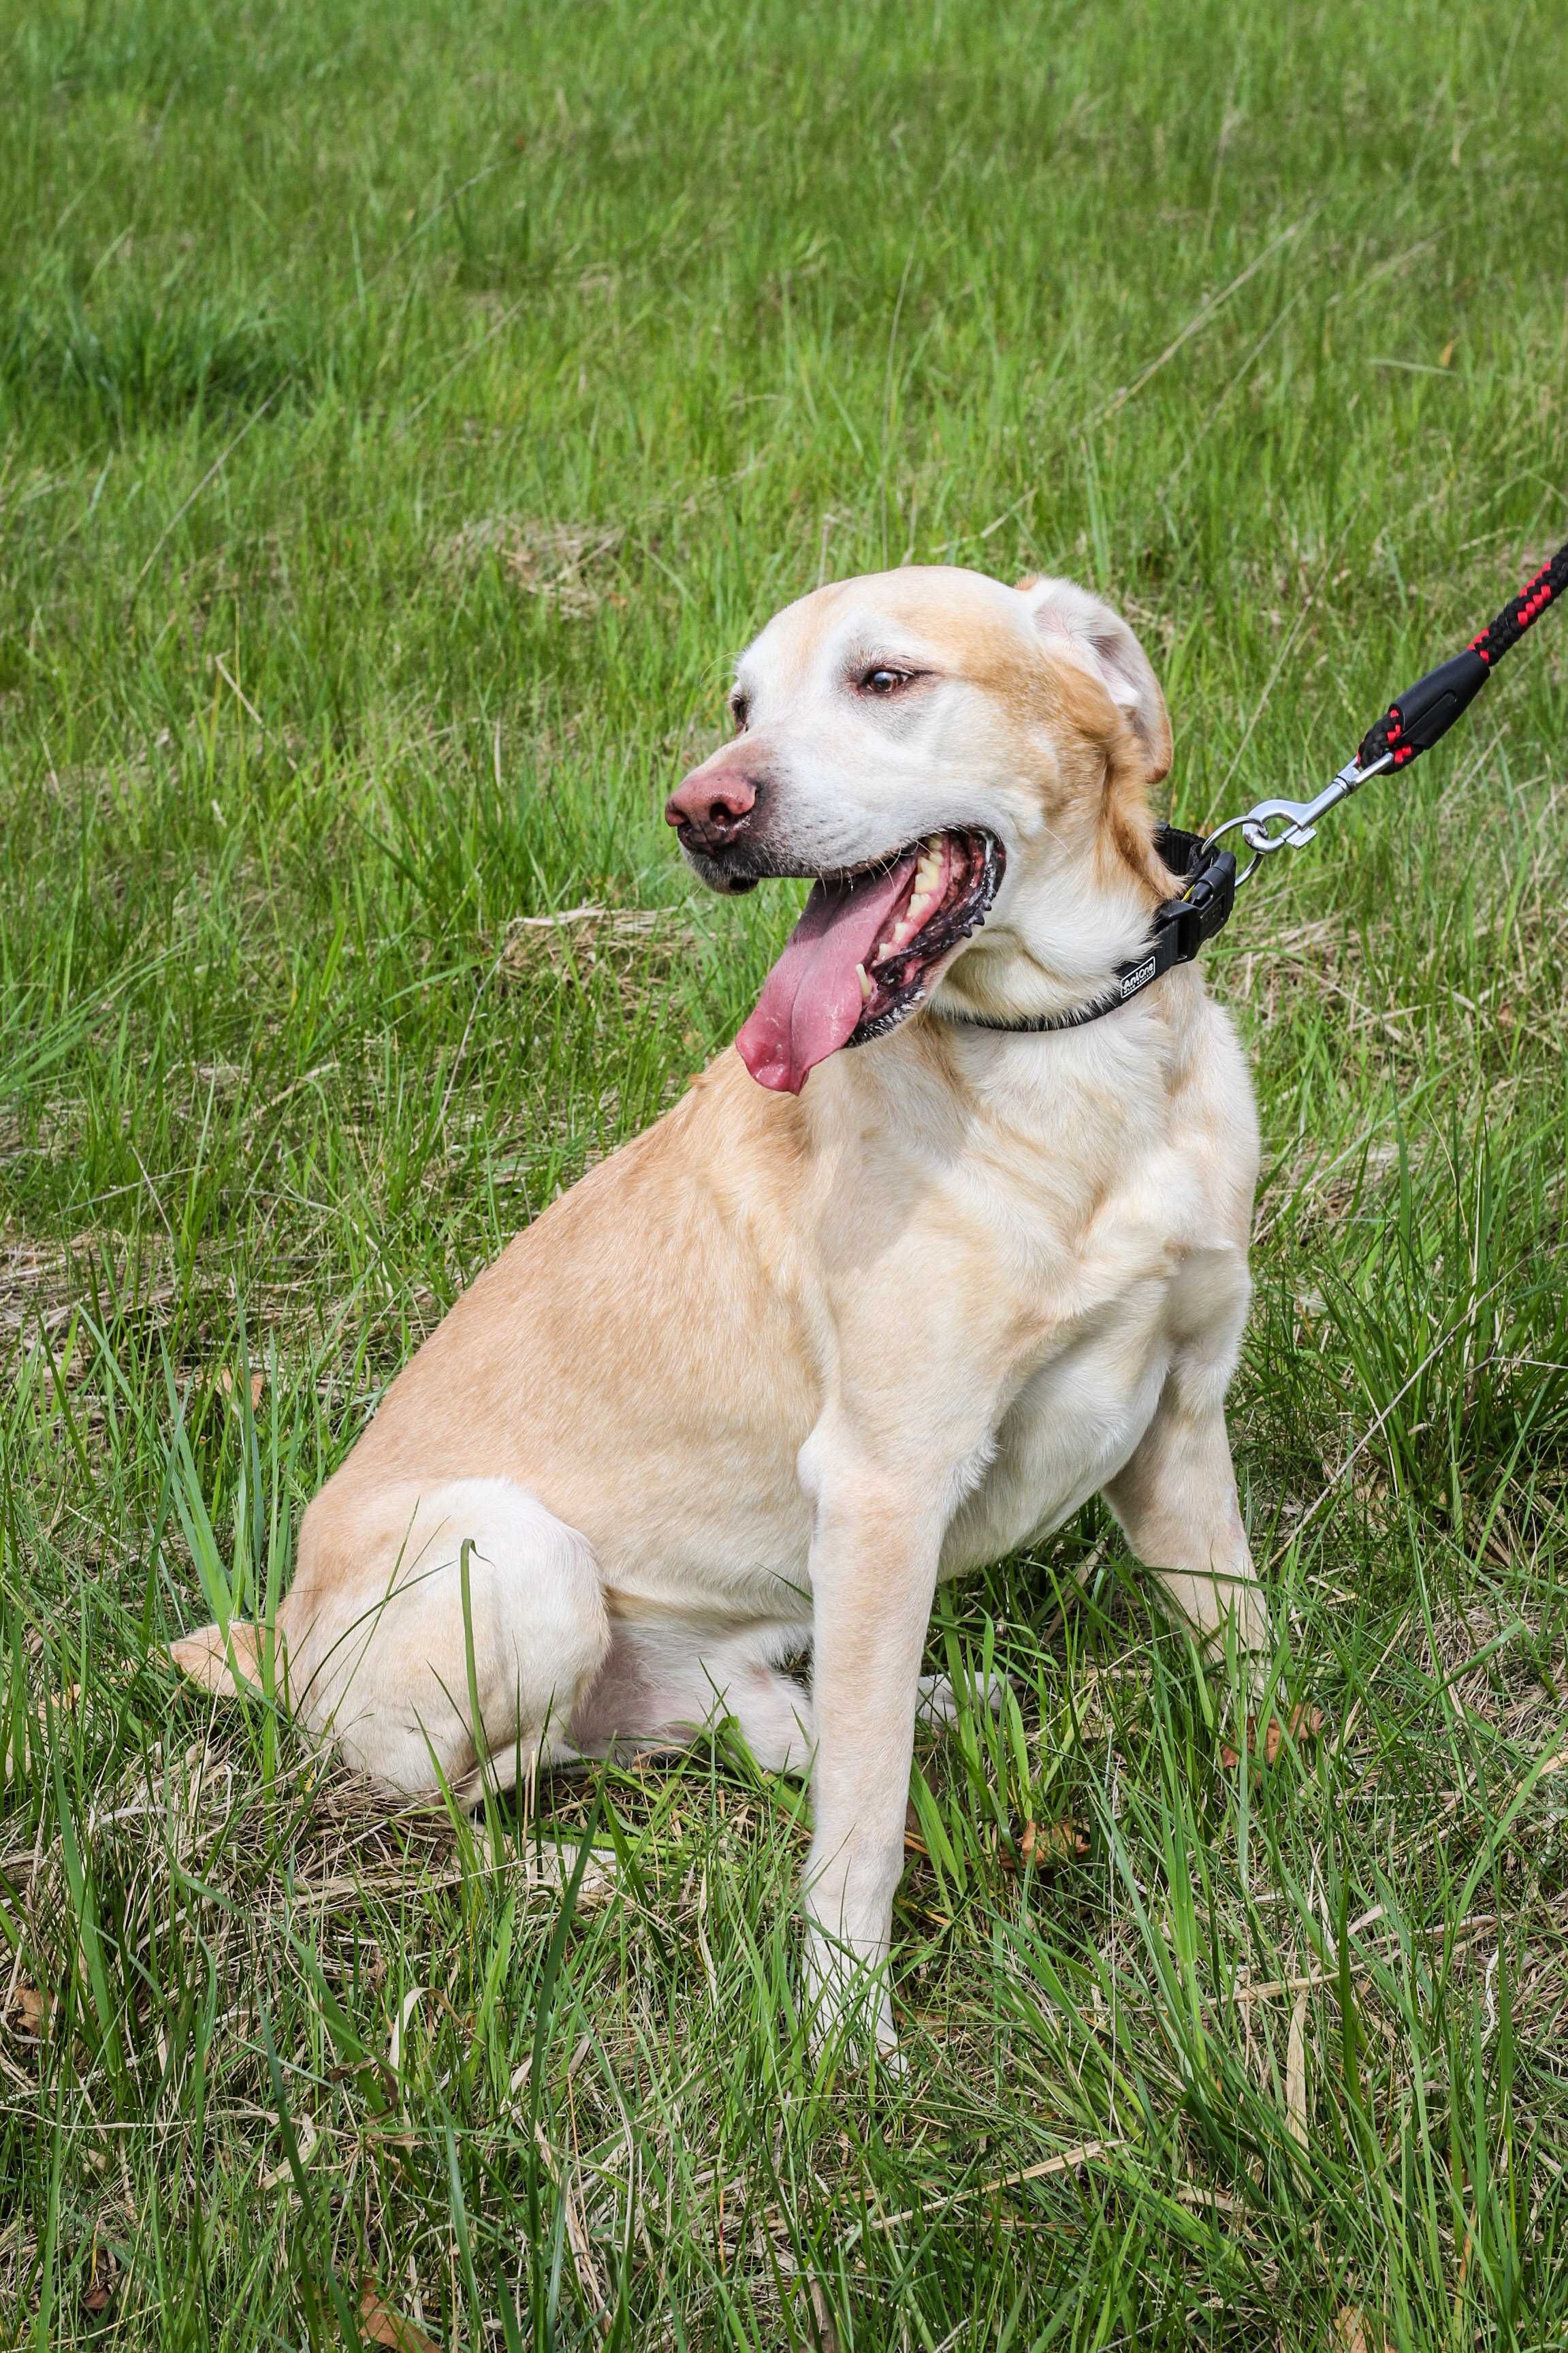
[169,1621,264,1698]
[916,1667,1010,1728]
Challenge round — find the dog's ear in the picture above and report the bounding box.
[1017,575,1172,783]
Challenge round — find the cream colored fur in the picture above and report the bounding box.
[172,563,1268,2053]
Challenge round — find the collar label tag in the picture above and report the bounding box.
[1119,955,1157,999]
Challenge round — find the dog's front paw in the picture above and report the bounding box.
[801,1922,901,2070]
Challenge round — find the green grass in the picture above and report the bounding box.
[2,0,1567,2343]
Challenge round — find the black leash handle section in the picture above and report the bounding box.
[1357,538,1568,774]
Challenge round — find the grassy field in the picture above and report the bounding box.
[2,0,1567,2343]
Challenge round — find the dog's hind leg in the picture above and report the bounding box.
[567,1617,815,1773]
[175,1478,610,1797]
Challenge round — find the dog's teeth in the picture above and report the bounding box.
[906,891,932,926]
[857,962,872,1002]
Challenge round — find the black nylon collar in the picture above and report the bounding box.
[932,825,1237,1037]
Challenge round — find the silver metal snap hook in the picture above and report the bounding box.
[1204,751,1395,885]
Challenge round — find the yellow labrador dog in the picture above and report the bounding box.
[176,565,1267,2051]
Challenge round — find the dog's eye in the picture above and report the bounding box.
[860,666,912,696]
[729,692,750,732]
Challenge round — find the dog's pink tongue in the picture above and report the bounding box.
[736,853,916,1094]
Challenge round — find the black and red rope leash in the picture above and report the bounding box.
[940,535,1568,1036]
[1354,538,1568,776]
[1204,532,1568,885]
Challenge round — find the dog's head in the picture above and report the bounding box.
[665,565,1172,1094]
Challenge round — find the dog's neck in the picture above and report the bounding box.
[930,827,1162,1028]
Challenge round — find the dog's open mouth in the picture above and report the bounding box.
[736,827,1004,1094]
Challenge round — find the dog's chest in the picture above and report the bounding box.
[942,1282,1172,1575]
[931,1123,1224,1575]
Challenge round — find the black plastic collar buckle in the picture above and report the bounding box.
[1149,823,1237,970]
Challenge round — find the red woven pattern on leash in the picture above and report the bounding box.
[1469,542,1568,665]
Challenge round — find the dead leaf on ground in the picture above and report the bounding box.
[1330,2306,1384,2353]
[1221,1702,1326,1771]
[1016,1818,1091,1867]
[217,1366,266,1410]
[81,2247,117,2317]
[8,1983,48,2034]
[357,2279,442,2352]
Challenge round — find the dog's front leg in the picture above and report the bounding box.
[797,1451,944,2057]
[1104,1348,1271,1687]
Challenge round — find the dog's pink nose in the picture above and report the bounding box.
[664,767,757,849]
